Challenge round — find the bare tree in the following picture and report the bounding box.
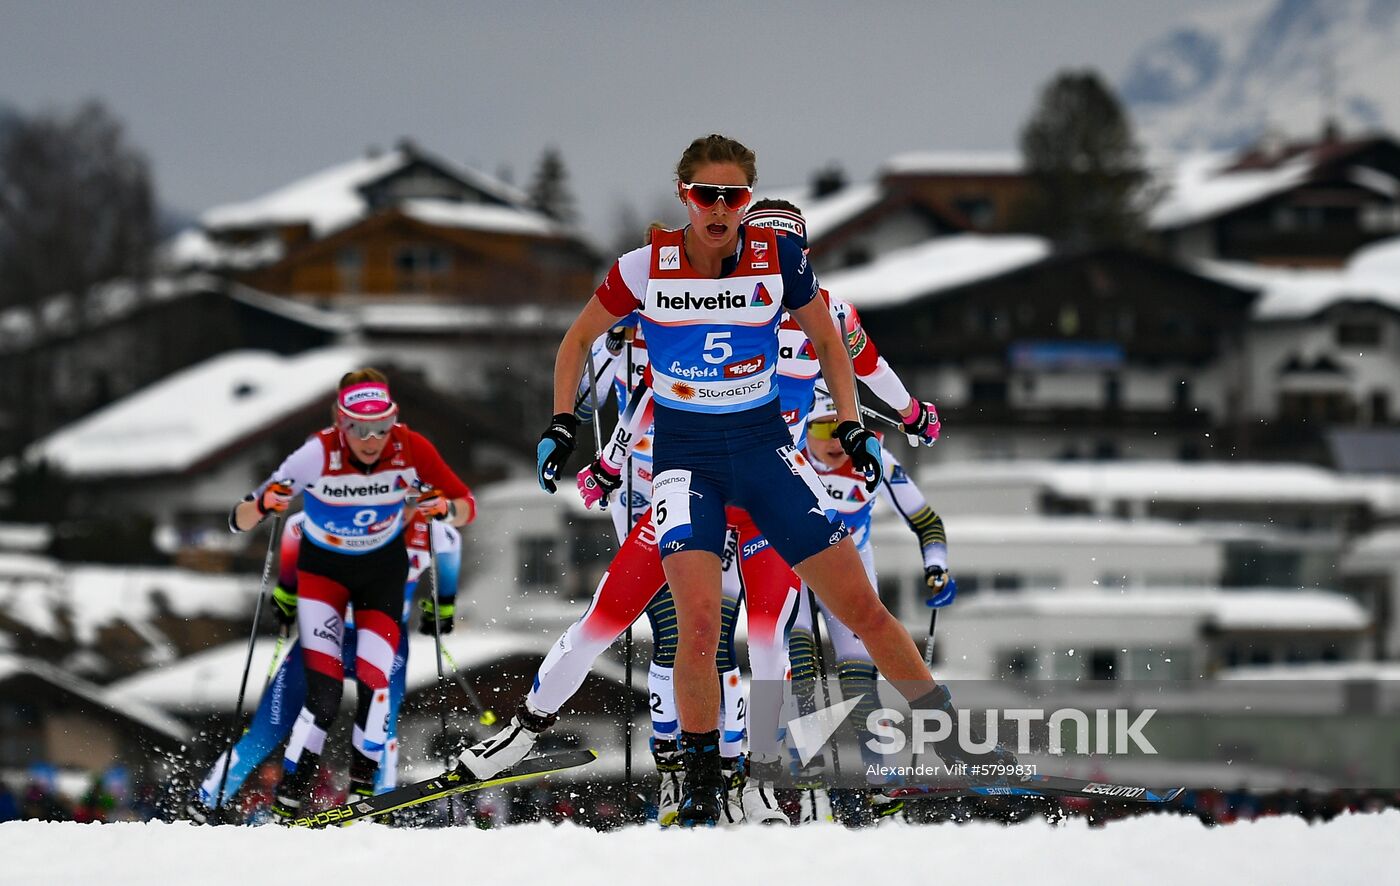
[0,100,157,311]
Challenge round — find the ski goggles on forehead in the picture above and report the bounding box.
[681,182,753,211]
[807,419,840,440]
[338,410,396,440]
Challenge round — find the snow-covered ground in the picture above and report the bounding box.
[1,814,1396,886]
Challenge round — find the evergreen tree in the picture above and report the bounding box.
[1013,69,1156,249]
[527,146,578,225]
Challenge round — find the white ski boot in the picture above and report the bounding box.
[653,739,686,827]
[454,704,556,780]
[742,758,791,825]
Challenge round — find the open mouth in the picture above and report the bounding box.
[706,223,727,237]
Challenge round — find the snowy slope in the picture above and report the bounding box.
[1122,0,1400,150]
[1,815,1396,886]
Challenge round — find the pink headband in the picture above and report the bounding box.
[338,382,395,418]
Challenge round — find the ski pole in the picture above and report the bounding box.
[422,495,453,826]
[439,646,498,726]
[214,509,285,812]
[815,375,919,447]
[807,589,842,780]
[585,336,637,790]
[923,578,956,669]
[261,624,291,694]
[923,607,938,670]
[622,337,635,794]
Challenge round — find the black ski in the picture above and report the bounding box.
[288,749,598,828]
[886,771,1183,804]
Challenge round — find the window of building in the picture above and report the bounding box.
[518,536,559,587]
[1336,321,1381,346]
[991,574,1023,591]
[336,246,363,293]
[1088,649,1116,680]
[395,242,452,291]
[1174,378,1191,411]
[997,648,1034,679]
[1372,390,1391,425]
[1058,304,1080,336]
[877,575,904,619]
[1360,204,1400,232]
[953,196,995,229]
[1050,649,1084,680]
[969,377,1008,404]
[841,246,872,268]
[1126,648,1189,680]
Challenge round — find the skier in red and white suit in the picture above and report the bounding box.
[230,368,475,820]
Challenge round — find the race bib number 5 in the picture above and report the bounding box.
[652,469,694,551]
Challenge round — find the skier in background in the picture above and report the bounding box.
[229,368,474,820]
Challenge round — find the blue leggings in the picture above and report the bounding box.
[197,619,410,808]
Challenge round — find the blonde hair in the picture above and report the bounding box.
[676,134,757,186]
[332,367,389,421]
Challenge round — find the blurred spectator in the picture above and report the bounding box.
[0,781,19,822]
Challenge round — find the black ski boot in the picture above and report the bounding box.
[347,751,378,801]
[676,731,724,828]
[917,684,1019,775]
[271,752,321,822]
[830,787,874,828]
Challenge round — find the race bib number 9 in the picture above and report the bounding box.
[652,469,694,551]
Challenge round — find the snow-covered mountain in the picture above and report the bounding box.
[1121,0,1400,151]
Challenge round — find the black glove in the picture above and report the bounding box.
[419,597,455,635]
[536,413,579,493]
[605,325,628,355]
[271,585,298,628]
[835,421,883,492]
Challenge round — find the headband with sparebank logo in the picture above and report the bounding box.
[745,208,808,251]
[337,382,399,439]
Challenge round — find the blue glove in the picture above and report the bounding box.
[926,573,957,608]
[537,413,579,493]
[835,421,883,492]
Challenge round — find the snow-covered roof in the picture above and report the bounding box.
[901,515,1217,547]
[755,182,886,243]
[1347,527,1400,561]
[820,234,1050,309]
[919,460,1383,508]
[203,150,409,234]
[353,302,577,334]
[881,150,1023,176]
[224,286,577,336]
[1151,151,1316,229]
[0,561,259,655]
[0,275,212,354]
[163,228,284,271]
[199,148,531,237]
[1197,235,1400,320]
[0,654,188,741]
[26,348,365,477]
[474,477,607,520]
[1221,661,1400,681]
[961,589,1368,632]
[398,198,560,238]
[109,628,629,713]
